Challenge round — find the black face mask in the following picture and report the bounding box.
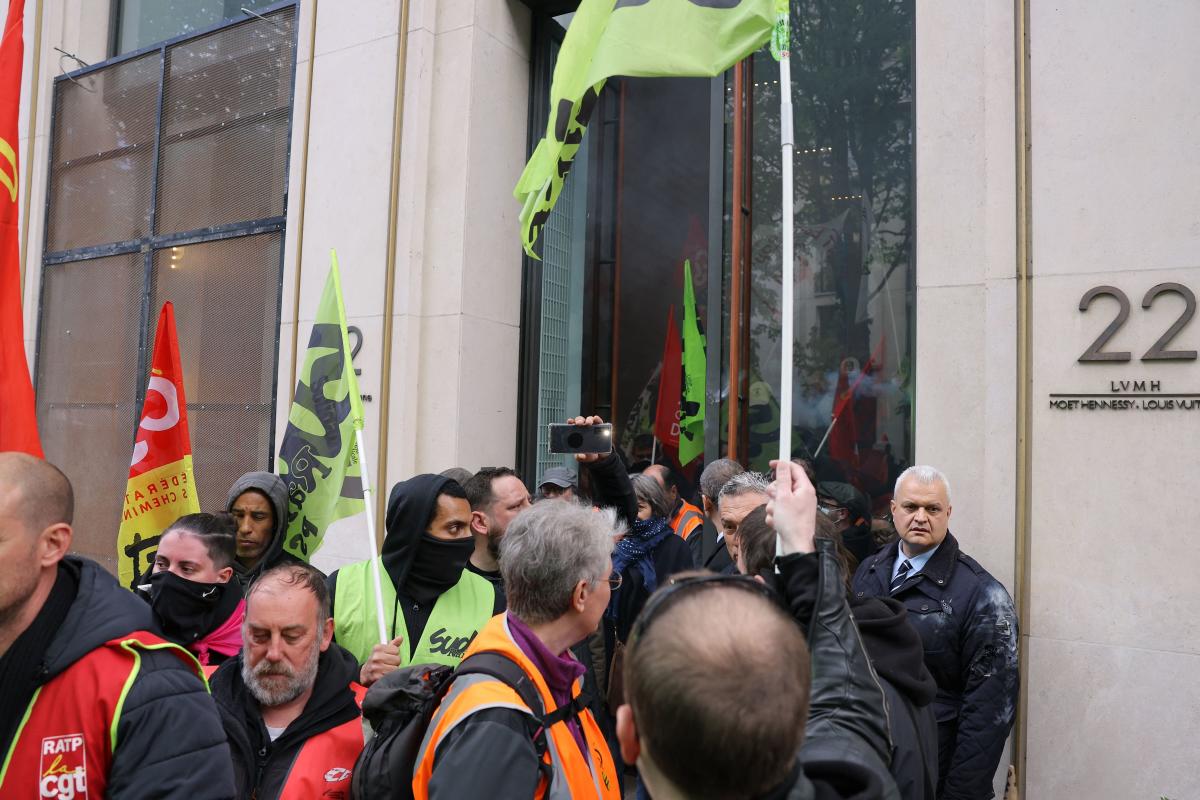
[140,571,241,644]
[403,534,474,605]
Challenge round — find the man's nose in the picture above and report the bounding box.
[265,636,284,661]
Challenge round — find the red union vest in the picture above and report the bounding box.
[276,682,368,800]
[202,665,368,800]
[0,631,202,800]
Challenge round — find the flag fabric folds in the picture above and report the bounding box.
[277,251,366,562]
[0,0,41,457]
[679,259,706,465]
[117,302,200,589]
[653,305,681,451]
[516,0,775,256]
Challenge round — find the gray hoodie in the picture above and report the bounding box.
[225,471,303,587]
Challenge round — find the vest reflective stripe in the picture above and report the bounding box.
[411,615,620,800]
[334,557,495,667]
[671,502,704,541]
[0,632,200,799]
[277,683,368,800]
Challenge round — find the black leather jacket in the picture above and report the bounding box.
[852,533,1019,800]
[767,540,900,800]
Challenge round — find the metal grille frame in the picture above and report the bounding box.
[34,2,299,565]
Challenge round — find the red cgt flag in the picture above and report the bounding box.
[117,302,200,589]
[0,0,42,456]
[654,305,681,450]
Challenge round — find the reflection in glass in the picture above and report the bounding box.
[741,0,914,515]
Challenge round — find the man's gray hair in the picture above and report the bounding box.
[717,470,771,502]
[500,499,619,625]
[894,465,952,504]
[700,458,745,501]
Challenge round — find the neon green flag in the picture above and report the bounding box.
[679,259,706,465]
[517,0,775,257]
[277,251,366,561]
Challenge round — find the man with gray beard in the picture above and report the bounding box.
[210,564,367,799]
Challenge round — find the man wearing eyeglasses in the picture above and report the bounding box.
[614,460,899,799]
[852,466,1019,800]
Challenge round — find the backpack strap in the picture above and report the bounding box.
[458,651,585,796]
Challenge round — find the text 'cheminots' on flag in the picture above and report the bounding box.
[515,0,775,257]
[277,251,366,562]
[117,302,200,590]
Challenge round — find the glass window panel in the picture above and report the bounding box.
[148,233,282,505]
[35,253,144,406]
[46,53,160,252]
[155,8,295,234]
[742,0,915,512]
[115,0,278,55]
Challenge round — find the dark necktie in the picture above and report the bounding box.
[890,559,912,593]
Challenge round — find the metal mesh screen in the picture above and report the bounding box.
[36,253,145,573]
[155,8,296,234]
[148,233,282,514]
[46,53,161,252]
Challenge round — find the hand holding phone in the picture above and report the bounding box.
[550,416,613,460]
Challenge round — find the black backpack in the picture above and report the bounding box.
[351,652,576,800]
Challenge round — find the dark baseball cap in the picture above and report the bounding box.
[539,466,578,489]
[817,481,870,523]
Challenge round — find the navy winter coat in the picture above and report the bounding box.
[852,532,1018,800]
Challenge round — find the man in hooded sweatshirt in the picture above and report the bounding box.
[327,474,503,686]
[226,471,305,588]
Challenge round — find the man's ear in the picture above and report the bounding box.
[616,703,640,766]
[702,496,716,519]
[216,565,234,584]
[38,523,72,568]
[319,616,335,651]
[753,574,767,585]
[469,510,489,537]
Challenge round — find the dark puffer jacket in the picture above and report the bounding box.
[852,532,1019,800]
[210,643,363,799]
[13,557,235,798]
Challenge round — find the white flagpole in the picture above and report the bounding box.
[355,427,389,646]
[775,7,794,563]
[651,435,658,465]
[778,24,795,466]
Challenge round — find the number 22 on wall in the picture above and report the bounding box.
[1078,283,1197,363]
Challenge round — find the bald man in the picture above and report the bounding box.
[616,460,899,799]
[0,452,234,799]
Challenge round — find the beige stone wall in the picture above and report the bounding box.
[918,1,1200,797]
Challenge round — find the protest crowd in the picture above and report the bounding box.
[0,417,1020,800]
[0,0,1020,797]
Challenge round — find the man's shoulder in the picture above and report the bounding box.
[945,545,1014,609]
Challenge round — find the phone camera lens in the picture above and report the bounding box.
[567,432,583,448]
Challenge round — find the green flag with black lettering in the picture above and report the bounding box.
[277,251,366,561]
[679,259,706,465]
[517,0,775,257]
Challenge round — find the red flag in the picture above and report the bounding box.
[654,306,681,449]
[0,0,41,456]
[828,337,886,468]
[117,302,200,588]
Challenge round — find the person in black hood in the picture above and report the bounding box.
[226,471,305,588]
[211,563,365,799]
[0,453,234,799]
[327,474,500,686]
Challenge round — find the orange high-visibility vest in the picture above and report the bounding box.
[0,632,200,799]
[670,500,704,541]
[412,614,620,800]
